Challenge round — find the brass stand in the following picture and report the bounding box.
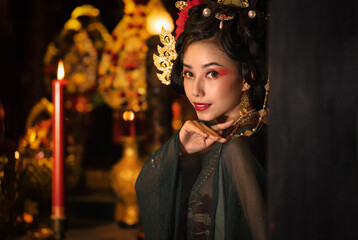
[109,137,143,227]
[52,218,65,240]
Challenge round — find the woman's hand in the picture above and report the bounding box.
[179,120,234,155]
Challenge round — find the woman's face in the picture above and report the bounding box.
[183,40,246,123]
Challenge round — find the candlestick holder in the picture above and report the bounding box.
[51,218,65,240]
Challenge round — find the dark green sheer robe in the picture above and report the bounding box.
[135,124,267,240]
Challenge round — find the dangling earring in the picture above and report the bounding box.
[240,91,249,117]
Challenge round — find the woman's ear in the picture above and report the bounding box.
[242,81,250,91]
[241,67,256,91]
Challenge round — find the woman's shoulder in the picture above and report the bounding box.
[222,124,267,169]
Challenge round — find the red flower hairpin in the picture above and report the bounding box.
[175,0,204,39]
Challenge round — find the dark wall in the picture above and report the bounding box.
[268,0,358,239]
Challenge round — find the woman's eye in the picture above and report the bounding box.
[184,71,194,78]
[207,71,219,78]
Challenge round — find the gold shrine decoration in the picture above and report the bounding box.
[43,4,109,112]
[98,0,153,111]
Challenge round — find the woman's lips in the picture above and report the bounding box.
[193,102,212,111]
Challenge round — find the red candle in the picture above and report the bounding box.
[52,60,66,220]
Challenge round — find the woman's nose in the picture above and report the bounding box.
[192,77,204,97]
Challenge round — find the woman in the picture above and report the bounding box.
[135,0,269,239]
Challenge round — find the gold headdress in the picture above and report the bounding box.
[153,0,253,86]
[217,0,249,8]
[153,28,178,85]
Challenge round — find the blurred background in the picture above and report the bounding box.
[0,0,195,239]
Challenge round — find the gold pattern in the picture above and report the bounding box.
[217,0,249,8]
[71,5,100,18]
[231,79,270,139]
[240,91,250,116]
[175,1,188,10]
[43,4,109,112]
[214,13,235,21]
[225,109,258,140]
[153,27,178,85]
[98,0,150,111]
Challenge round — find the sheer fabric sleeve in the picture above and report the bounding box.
[221,137,267,240]
[135,132,181,240]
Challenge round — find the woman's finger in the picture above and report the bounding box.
[196,122,220,137]
[193,121,226,143]
[191,121,213,138]
[198,122,227,142]
[185,120,209,138]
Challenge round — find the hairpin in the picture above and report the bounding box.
[217,0,249,8]
[202,8,211,17]
[215,13,234,29]
[175,1,188,10]
[248,10,256,18]
[153,28,178,85]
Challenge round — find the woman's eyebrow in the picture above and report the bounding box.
[183,62,224,69]
[203,62,224,68]
[183,63,192,69]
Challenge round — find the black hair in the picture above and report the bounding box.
[170,0,268,110]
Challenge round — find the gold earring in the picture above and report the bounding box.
[240,91,249,116]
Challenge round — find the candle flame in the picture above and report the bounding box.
[14,151,20,160]
[123,111,135,121]
[57,60,65,80]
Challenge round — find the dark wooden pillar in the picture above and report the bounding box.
[268,1,358,239]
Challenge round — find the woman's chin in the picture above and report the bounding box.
[196,113,216,122]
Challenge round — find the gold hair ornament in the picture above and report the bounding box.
[153,28,178,85]
[175,1,188,10]
[217,0,249,8]
[215,13,235,29]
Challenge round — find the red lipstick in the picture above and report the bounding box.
[193,102,212,111]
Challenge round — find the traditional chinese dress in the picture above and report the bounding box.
[135,123,267,240]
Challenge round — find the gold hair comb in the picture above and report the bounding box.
[153,28,178,85]
[175,1,188,10]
